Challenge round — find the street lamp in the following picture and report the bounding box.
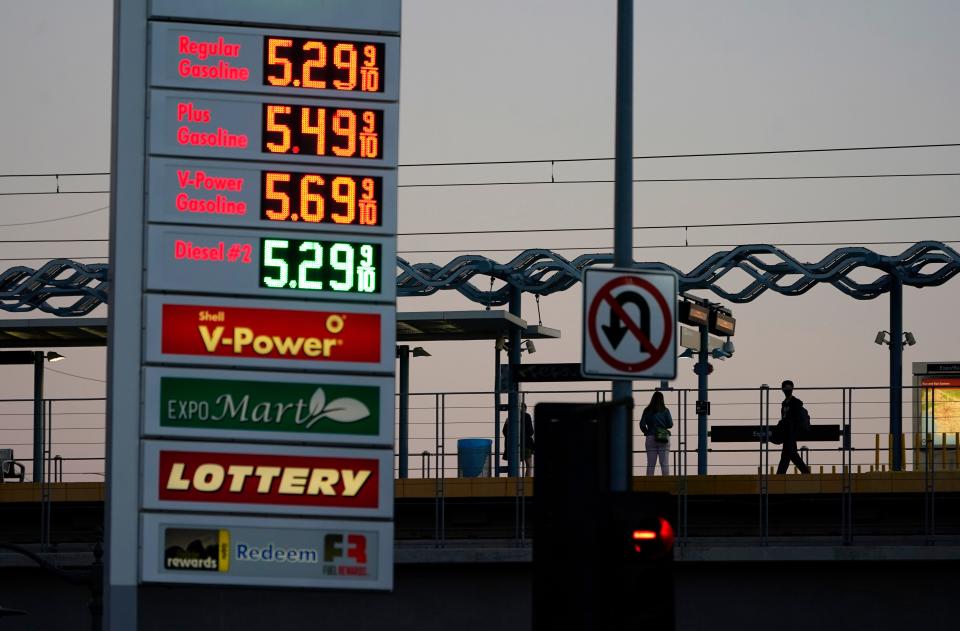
[874,330,917,348]
[0,350,66,482]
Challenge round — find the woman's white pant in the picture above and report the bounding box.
[645,434,670,476]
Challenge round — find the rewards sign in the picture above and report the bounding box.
[107,1,398,602]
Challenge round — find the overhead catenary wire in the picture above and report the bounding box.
[46,367,106,383]
[398,213,960,237]
[1,212,957,243]
[6,171,960,196]
[0,256,107,262]
[398,172,960,189]
[0,205,108,227]
[398,142,960,167]
[1,140,960,178]
[0,190,109,196]
[397,239,960,255]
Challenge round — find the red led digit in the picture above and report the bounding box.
[260,171,382,226]
[359,177,378,225]
[301,40,327,89]
[359,111,379,159]
[332,43,358,91]
[264,172,291,219]
[263,37,384,93]
[301,107,326,155]
[360,45,380,92]
[264,105,292,153]
[265,39,293,86]
[330,176,357,224]
[331,110,357,157]
[300,174,325,222]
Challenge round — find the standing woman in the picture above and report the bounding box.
[639,391,673,476]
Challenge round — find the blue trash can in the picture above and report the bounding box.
[457,438,492,477]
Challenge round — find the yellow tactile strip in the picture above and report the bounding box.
[0,483,105,503]
[2,473,955,503]
[396,472,960,498]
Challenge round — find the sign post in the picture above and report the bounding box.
[107,2,400,627]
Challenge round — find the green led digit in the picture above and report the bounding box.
[357,244,377,293]
[298,241,324,290]
[262,239,289,288]
[329,242,355,291]
[359,244,373,267]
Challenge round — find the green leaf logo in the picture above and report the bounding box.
[304,388,371,428]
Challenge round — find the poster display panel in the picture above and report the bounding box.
[142,513,393,590]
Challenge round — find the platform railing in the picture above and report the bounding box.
[1,386,958,547]
[395,384,960,546]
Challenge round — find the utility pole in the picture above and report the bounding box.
[889,277,903,470]
[610,0,635,491]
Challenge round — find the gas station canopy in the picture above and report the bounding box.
[0,311,560,348]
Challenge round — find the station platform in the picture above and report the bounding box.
[1,471,958,504]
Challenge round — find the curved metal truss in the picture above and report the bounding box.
[2,242,958,316]
[0,259,109,317]
[398,241,960,305]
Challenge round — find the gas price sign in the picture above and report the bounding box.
[261,238,380,294]
[146,226,393,301]
[109,0,399,604]
[148,90,398,166]
[150,23,399,101]
[146,159,397,234]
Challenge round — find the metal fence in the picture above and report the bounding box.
[1,386,958,546]
[398,385,950,478]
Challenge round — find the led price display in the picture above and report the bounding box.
[263,104,382,159]
[262,171,381,226]
[264,37,384,93]
[261,238,381,294]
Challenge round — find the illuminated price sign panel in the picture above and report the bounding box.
[145,226,394,301]
[144,295,395,373]
[142,441,392,518]
[109,0,399,607]
[142,367,394,446]
[150,23,400,100]
[141,514,393,590]
[148,91,398,166]
[146,159,397,234]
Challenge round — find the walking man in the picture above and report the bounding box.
[777,380,811,474]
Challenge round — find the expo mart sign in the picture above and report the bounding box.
[160,376,380,436]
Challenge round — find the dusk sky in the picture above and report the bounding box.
[1,1,958,476]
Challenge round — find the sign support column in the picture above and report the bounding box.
[697,324,710,474]
[890,276,904,471]
[611,0,635,491]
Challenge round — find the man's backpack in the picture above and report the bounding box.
[797,406,811,437]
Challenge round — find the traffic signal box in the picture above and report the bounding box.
[533,402,675,631]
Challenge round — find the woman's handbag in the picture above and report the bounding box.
[654,426,671,444]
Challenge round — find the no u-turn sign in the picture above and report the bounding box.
[581,268,677,380]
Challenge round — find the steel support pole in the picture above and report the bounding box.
[33,351,44,483]
[507,285,522,477]
[610,0,634,492]
[890,277,904,471]
[494,345,502,475]
[398,345,410,479]
[697,325,709,474]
